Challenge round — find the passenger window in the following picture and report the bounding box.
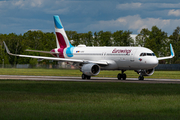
[143,53,146,56]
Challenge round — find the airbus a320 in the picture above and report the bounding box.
[3,15,175,80]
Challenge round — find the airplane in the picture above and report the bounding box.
[3,15,175,80]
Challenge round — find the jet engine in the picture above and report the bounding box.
[136,68,155,76]
[81,64,100,76]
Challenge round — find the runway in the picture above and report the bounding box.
[0,75,180,84]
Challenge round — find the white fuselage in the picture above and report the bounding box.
[62,45,159,70]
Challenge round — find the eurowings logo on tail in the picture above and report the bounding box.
[51,15,74,58]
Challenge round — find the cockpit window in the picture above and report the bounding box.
[147,53,152,56]
[140,53,156,56]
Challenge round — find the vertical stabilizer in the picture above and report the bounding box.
[54,15,71,48]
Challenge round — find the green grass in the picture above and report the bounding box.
[0,69,180,119]
[0,68,180,79]
[0,80,180,120]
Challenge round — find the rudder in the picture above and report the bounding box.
[53,15,71,48]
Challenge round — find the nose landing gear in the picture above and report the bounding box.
[138,75,144,80]
[135,70,144,80]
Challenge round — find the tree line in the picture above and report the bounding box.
[0,25,180,66]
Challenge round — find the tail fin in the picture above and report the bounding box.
[54,15,71,48]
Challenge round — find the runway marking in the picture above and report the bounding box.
[0,75,180,84]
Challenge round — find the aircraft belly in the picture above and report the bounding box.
[115,56,140,70]
[117,61,130,69]
[116,56,129,69]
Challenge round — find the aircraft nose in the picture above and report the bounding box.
[150,58,158,68]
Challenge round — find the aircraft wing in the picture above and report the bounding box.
[3,41,108,65]
[157,44,175,60]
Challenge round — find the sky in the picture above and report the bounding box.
[1,0,180,35]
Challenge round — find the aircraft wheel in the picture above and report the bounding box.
[138,76,144,80]
[122,74,126,80]
[82,74,87,79]
[117,73,122,80]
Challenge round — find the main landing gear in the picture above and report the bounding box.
[82,74,91,79]
[117,70,126,80]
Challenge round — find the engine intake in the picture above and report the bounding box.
[81,64,100,76]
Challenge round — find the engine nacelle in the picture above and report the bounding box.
[136,68,155,76]
[81,64,100,76]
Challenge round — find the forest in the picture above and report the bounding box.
[0,25,180,66]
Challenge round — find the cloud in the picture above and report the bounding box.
[86,15,178,34]
[168,9,180,16]
[116,3,142,10]
[13,0,25,8]
[0,0,44,10]
[116,2,180,10]
[1,0,180,35]
[30,0,43,7]
[159,3,180,8]
[44,8,69,14]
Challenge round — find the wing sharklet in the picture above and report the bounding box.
[157,44,175,60]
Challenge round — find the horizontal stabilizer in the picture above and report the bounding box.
[25,49,59,54]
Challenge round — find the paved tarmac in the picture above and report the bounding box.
[0,75,180,84]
